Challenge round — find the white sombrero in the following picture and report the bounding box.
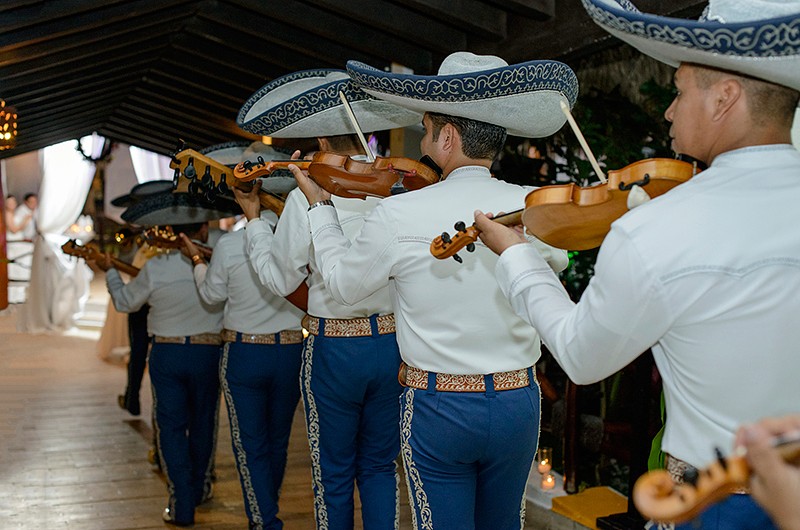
[345,52,579,138]
[237,69,423,138]
[581,0,800,91]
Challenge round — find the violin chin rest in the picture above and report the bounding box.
[627,184,651,210]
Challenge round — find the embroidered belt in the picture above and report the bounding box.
[666,454,749,494]
[301,314,395,337]
[221,329,304,345]
[398,362,534,393]
[153,333,221,345]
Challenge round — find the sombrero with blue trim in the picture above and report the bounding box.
[237,69,422,138]
[345,52,579,138]
[581,0,800,92]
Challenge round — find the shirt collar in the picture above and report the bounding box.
[443,165,492,181]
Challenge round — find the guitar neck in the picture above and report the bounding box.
[110,257,140,277]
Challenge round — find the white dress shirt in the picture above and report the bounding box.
[496,145,800,468]
[308,165,568,374]
[245,187,393,319]
[193,222,304,334]
[106,250,224,337]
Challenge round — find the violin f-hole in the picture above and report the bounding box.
[619,173,651,191]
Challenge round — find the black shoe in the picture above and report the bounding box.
[117,394,141,416]
[162,507,193,527]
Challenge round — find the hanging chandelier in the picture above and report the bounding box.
[0,99,18,150]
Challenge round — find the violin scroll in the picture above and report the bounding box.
[430,210,523,263]
[633,432,800,523]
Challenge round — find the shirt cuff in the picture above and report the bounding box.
[307,203,341,235]
[495,242,552,298]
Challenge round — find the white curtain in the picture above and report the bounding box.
[17,134,101,333]
[129,145,173,182]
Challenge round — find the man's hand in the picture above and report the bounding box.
[178,233,200,259]
[289,163,330,206]
[232,179,262,221]
[473,210,527,256]
[94,252,113,272]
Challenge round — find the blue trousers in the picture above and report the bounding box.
[220,339,303,530]
[675,493,778,530]
[300,318,402,530]
[149,341,221,525]
[400,377,541,530]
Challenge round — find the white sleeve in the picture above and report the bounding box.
[307,203,396,306]
[195,251,227,305]
[105,265,152,314]
[495,230,672,384]
[244,190,310,297]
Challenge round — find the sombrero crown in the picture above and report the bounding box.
[581,0,800,92]
[346,51,579,138]
[237,69,422,138]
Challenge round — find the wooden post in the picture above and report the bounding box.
[0,162,8,310]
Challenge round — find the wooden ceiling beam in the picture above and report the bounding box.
[225,0,433,72]
[299,0,465,53]
[0,0,196,49]
[145,66,250,108]
[119,98,253,140]
[484,0,554,19]
[388,0,506,41]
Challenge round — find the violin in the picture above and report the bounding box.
[236,151,442,200]
[633,431,800,523]
[431,210,523,263]
[170,147,287,216]
[522,157,701,251]
[430,157,701,262]
[61,240,140,277]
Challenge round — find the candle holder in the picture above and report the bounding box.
[536,446,552,475]
[541,472,556,490]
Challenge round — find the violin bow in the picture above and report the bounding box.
[559,100,607,183]
[338,91,375,162]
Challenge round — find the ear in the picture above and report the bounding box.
[317,137,331,151]
[710,78,743,122]
[440,123,459,153]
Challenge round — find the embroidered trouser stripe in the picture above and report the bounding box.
[300,328,402,529]
[220,339,303,529]
[400,384,541,529]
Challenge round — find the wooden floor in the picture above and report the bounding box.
[0,279,553,529]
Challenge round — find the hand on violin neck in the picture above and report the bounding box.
[179,233,200,260]
[232,180,262,221]
[95,252,113,272]
[473,210,527,256]
[289,162,331,206]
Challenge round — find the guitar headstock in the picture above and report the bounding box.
[170,147,234,201]
[429,221,479,263]
[140,226,182,251]
[61,239,101,260]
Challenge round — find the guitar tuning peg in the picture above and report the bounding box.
[172,168,181,190]
[466,243,475,252]
[452,254,463,264]
[200,166,213,188]
[216,173,229,196]
[454,221,466,232]
[441,232,452,244]
[187,179,200,196]
[185,157,197,180]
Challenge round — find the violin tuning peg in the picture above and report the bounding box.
[714,447,727,470]
[452,254,463,264]
[441,232,452,244]
[466,243,475,252]
[454,221,466,232]
[682,467,699,487]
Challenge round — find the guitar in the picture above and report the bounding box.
[142,227,309,312]
[170,147,288,216]
[633,431,800,523]
[61,240,140,277]
[140,226,213,258]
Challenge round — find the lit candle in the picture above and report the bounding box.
[542,473,556,490]
[537,447,553,475]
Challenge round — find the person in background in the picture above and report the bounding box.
[15,192,37,240]
[5,195,31,241]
